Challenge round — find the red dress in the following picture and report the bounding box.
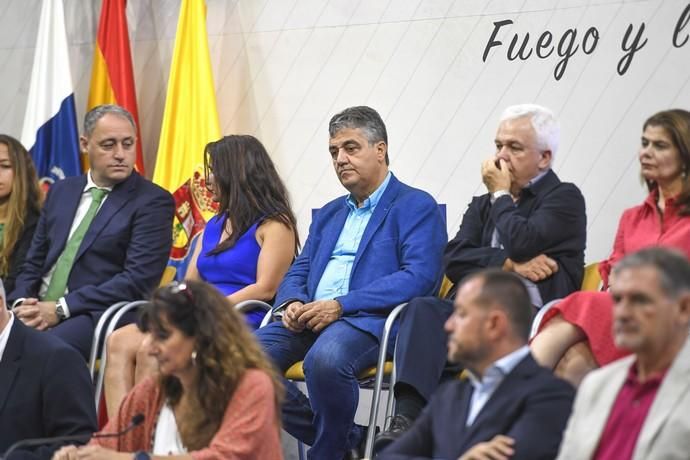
[538,190,690,365]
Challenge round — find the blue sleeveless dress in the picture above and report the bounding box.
[196,216,264,329]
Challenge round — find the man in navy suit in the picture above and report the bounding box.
[378,269,575,460]
[375,104,586,450]
[9,105,174,359]
[0,279,97,460]
[256,106,447,459]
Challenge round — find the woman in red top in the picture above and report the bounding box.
[53,280,284,460]
[531,109,690,386]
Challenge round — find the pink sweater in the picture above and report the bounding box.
[93,369,283,459]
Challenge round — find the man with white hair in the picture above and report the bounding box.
[375,104,586,451]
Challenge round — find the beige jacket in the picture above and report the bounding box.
[557,337,690,460]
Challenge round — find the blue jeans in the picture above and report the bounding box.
[257,319,393,460]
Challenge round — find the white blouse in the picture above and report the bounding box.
[152,403,188,455]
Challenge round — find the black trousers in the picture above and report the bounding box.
[393,296,462,402]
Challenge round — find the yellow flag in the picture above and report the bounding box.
[153,0,220,271]
[153,0,220,192]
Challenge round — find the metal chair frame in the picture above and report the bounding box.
[93,300,149,416]
[259,303,406,460]
[88,301,130,381]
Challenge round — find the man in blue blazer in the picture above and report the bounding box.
[376,104,586,450]
[0,280,97,460]
[256,106,447,459]
[378,270,575,460]
[9,105,174,359]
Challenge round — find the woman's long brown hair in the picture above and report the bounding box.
[139,280,283,450]
[0,135,41,277]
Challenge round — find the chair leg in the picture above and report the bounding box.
[383,361,397,430]
[364,304,408,458]
[297,440,306,460]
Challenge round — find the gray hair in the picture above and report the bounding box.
[83,104,136,137]
[500,104,560,158]
[613,247,690,299]
[329,106,389,164]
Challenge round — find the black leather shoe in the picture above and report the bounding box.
[373,414,413,454]
[345,426,380,460]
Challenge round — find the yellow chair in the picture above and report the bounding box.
[529,262,601,339]
[580,262,602,291]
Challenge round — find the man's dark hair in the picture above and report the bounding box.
[329,106,389,165]
[469,269,534,341]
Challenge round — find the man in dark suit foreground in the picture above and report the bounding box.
[375,104,586,450]
[9,104,174,359]
[379,269,574,460]
[0,280,96,460]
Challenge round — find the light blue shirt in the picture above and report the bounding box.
[314,172,392,301]
[465,345,531,426]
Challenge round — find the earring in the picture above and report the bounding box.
[191,350,197,366]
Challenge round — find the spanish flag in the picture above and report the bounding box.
[153,0,220,270]
[153,0,220,192]
[86,0,145,174]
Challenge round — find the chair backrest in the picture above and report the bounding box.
[581,262,602,291]
[529,261,602,339]
[438,275,453,299]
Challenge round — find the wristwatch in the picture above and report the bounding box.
[133,451,151,460]
[55,299,67,322]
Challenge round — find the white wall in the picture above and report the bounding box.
[1,0,689,262]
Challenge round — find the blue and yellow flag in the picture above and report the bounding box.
[21,0,80,189]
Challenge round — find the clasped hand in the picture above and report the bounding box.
[506,254,559,282]
[282,299,342,333]
[13,298,58,330]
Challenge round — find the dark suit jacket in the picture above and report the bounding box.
[3,208,40,295]
[378,353,575,460]
[443,169,586,302]
[0,318,97,459]
[9,172,174,317]
[275,173,447,340]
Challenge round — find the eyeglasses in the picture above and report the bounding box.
[167,281,194,304]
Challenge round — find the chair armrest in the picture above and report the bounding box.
[234,299,273,313]
[89,300,131,379]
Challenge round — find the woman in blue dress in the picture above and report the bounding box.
[104,135,298,417]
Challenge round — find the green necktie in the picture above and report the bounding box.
[44,187,108,301]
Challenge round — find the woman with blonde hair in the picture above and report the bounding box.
[54,280,284,459]
[0,134,42,294]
